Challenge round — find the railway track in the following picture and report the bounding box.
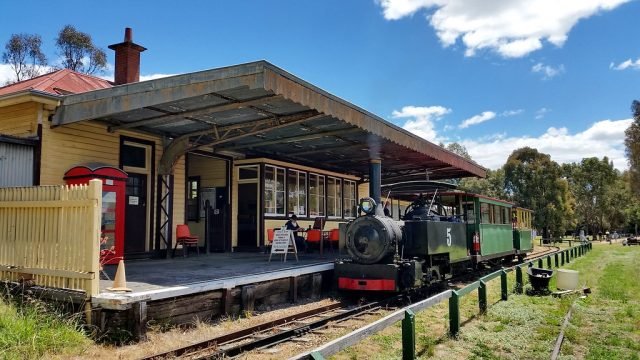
[140,298,399,360]
[140,247,564,360]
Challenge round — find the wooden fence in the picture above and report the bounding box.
[0,179,101,298]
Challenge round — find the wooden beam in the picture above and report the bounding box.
[108,94,282,132]
[159,111,325,175]
[222,127,360,150]
[288,143,364,157]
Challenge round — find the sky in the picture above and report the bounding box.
[1,0,638,170]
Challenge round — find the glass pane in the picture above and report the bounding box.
[121,144,146,168]
[276,168,284,191]
[101,191,117,250]
[287,171,297,215]
[299,173,306,216]
[481,203,490,223]
[239,166,258,180]
[276,192,285,214]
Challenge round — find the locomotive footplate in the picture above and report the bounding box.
[335,262,401,291]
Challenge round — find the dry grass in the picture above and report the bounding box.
[57,297,341,360]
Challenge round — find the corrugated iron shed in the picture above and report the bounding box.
[51,61,486,180]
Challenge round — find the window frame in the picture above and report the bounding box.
[264,165,286,216]
[186,176,200,222]
[343,180,357,219]
[308,173,326,218]
[287,169,307,217]
[326,176,342,218]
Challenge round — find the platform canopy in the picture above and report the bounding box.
[52,61,486,180]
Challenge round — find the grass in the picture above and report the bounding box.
[331,243,640,359]
[0,292,90,360]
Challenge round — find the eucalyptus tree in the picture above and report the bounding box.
[1,33,47,83]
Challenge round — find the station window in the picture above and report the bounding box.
[264,165,285,215]
[287,170,307,216]
[327,177,342,218]
[186,176,200,221]
[309,173,325,217]
[343,180,357,218]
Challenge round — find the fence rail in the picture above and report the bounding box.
[0,180,101,298]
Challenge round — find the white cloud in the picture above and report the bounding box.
[502,109,524,117]
[392,105,451,142]
[535,107,551,119]
[459,118,633,170]
[377,0,630,58]
[459,111,496,129]
[0,64,15,86]
[610,58,640,70]
[532,62,565,79]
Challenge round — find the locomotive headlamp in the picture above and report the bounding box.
[359,197,377,216]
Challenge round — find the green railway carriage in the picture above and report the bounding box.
[465,195,516,262]
[512,206,534,258]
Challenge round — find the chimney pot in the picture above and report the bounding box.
[124,27,132,42]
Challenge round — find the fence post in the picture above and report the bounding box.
[403,309,416,360]
[500,270,508,301]
[479,280,488,313]
[546,255,552,268]
[88,179,102,298]
[515,266,523,294]
[538,258,543,268]
[449,291,460,338]
[566,249,571,263]
[554,253,559,267]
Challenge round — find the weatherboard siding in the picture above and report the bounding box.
[0,102,39,137]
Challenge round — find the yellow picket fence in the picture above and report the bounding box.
[0,179,101,297]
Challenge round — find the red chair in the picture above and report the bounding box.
[306,229,322,243]
[329,229,340,243]
[173,224,200,257]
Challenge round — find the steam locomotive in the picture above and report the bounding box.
[335,181,534,292]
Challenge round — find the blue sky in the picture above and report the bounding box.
[1,0,638,169]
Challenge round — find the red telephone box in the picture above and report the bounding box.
[64,165,127,265]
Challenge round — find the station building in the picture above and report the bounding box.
[0,28,486,259]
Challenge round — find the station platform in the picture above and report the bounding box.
[95,252,339,310]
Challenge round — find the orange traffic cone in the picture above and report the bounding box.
[107,260,131,292]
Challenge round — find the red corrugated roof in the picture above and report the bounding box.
[0,69,112,96]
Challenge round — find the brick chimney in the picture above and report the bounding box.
[108,28,147,85]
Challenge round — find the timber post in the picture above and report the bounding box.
[289,276,298,303]
[547,255,552,269]
[449,291,460,338]
[515,266,523,294]
[500,270,508,301]
[402,309,416,360]
[241,285,256,313]
[538,258,543,268]
[554,253,559,268]
[478,280,488,313]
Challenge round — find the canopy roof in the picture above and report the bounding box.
[51,61,486,180]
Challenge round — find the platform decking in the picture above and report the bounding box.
[95,252,338,310]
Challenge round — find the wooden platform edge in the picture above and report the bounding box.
[92,262,334,310]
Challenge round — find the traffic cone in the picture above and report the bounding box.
[107,260,131,292]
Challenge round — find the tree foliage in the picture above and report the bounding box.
[55,25,107,74]
[459,169,506,199]
[625,100,640,195]
[503,147,571,238]
[1,33,47,83]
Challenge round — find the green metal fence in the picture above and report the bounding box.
[402,243,592,359]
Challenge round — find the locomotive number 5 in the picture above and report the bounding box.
[446,227,452,246]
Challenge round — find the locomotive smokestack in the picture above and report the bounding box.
[369,159,382,215]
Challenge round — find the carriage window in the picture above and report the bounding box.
[309,173,325,217]
[287,170,306,216]
[264,165,285,215]
[327,177,342,218]
[480,203,490,223]
[494,205,503,224]
[344,180,356,218]
[463,202,475,224]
